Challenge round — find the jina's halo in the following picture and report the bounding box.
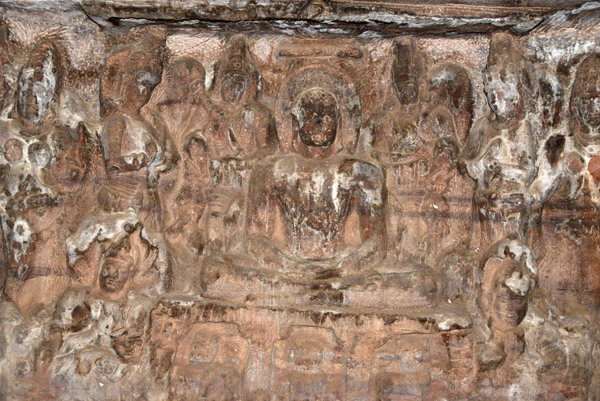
[275,64,361,153]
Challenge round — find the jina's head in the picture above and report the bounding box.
[293,88,339,148]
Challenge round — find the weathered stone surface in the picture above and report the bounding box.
[0,1,600,400]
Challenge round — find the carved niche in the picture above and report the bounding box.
[1,3,600,401]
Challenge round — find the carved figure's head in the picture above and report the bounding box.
[484,64,520,122]
[111,300,150,363]
[292,88,339,148]
[483,34,537,123]
[480,239,536,330]
[100,240,134,293]
[47,126,95,193]
[391,39,422,106]
[221,72,246,106]
[432,136,459,171]
[571,54,600,130]
[537,69,564,130]
[489,258,530,328]
[161,57,206,105]
[100,28,165,116]
[429,65,472,116]
[16,41,62,126]
[217,36,257,106]
[98,226,159,295]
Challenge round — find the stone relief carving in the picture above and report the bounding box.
[0,4,600,400]
[464,34,540,244]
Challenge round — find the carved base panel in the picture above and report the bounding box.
[152,298,472,401]
[1,1,600,400]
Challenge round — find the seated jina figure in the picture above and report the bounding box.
[199,88,437,309]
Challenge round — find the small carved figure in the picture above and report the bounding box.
[151,56,214,148]
[14,40,63,132]
[149,58,214,269]
[208,35,279,159]
[427,64,474,146]
[463,33,547,246]
[97,27,176,232]
[367,38,425,163]
[365,43,473,264]
[162,182,206,270]
[477,238,536,372]
[151,57,213,200]
[3,126,100,314]
[0,39,66,198]
[526,68,567,260]
[194,37,280,256]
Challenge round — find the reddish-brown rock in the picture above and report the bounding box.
[1,1,600,400]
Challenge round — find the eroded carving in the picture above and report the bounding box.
[463,33,542,245]
[0,14,598,400]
